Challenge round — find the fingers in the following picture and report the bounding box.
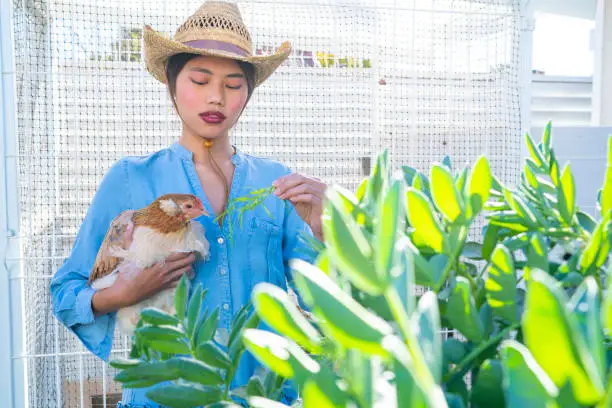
[288,193,322,205]
[165,251,196,263]
[165,266,193,288]
[279,183,325,201]
[273,173,326,200]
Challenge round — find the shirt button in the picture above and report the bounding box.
[223,303,230,311]
[220,268,227,276]
[217,237,225,245]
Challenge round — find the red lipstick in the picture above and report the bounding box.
[200,111,226,124]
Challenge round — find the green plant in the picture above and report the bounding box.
[112,123,612,407]
[243,123,612,407]
[111,277,287,407]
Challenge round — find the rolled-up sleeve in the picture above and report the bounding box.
[50,159,130,361]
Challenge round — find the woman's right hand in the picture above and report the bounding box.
[115,252,197,307]
[92,252,196,316]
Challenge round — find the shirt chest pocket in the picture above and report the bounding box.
[247,217,285,291]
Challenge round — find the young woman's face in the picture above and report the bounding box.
[174,55,249,141]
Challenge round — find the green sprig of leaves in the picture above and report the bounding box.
[215,186,276,246]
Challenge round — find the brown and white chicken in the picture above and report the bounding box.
[88,193,210,335]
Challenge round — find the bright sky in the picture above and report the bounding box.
[532,12,595,77]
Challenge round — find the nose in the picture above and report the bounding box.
[206,83,224,106]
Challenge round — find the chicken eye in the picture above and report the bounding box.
[186,204,193,209]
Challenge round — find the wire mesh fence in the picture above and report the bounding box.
[9,0,523,406]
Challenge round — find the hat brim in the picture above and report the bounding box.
[143,26,291,87]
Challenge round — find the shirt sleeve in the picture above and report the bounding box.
[50,159,131,361]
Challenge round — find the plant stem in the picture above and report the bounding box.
[438,226,470,290]
[442,321,520,384]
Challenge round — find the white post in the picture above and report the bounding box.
[0,0,26,406]
[593,0,612,125]
[520,0,536,155]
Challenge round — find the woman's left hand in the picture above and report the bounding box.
[273,173,327,241]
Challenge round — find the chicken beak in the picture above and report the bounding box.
[195,198,208,217]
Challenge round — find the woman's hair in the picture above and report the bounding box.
[165,52,256,113]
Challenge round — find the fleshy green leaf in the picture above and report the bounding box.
[136,326,190,354]
[579,212,611,272]
[114,361,179,386]
[196,309,219,346]
[229,308,260,362]
[140,308,179,327]
[558,164,576,224]
[252,283,322,353]
[523,270,605,404]
[467,156,493,216]
[195,342,232,370]
[462,242,483,260]
[365,150,389,208]
[482,224,500,260]
[248,397,292,408]
[323,189,383,295]
[568,277,605,383]
[470,359,506,408]
[446,277,484,343]
[503,190,541,229]
[601,136,612,217]
[291,259,393,355]
[412,292,442,383]
[382,335,448,408]
[166,356,224,386]
[431,164,464,223]
[402,165,419,186]
[500,340,558,406]
[455,167,468,196]
[109,358,141,370]
[146,383,222,408]
[175,274,189,323]
[343,350,374,408]
[406,188,448,254]
[302,365,350,408]
[525,132,546,169]
[577,211,597,233]
[485,245,518,324]
[243,329,319,381]
[443,338,467,365]
[247,376,265,397]
[375,181,404,285]
[187,285,205,338]
[550,150,560,187]
[542,121,552,158]
[526,233,548,279]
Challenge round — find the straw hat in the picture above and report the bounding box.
[143,1,291,87]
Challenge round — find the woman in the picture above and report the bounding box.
[50,1,326,406]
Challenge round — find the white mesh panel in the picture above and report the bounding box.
[11,0,522,406]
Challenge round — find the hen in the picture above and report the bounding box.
[88,193,210,335]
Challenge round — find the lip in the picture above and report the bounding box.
[199,111,226,124]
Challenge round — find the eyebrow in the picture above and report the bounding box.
[189,67,244,78]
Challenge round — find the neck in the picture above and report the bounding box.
[179,128,235,165]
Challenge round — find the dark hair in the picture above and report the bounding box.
[165,52,256,113]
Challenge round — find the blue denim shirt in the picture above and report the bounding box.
[50,141,316,407]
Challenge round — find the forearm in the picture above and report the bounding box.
[91,285,127,316]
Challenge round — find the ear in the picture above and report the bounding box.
[159,198,181,215]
